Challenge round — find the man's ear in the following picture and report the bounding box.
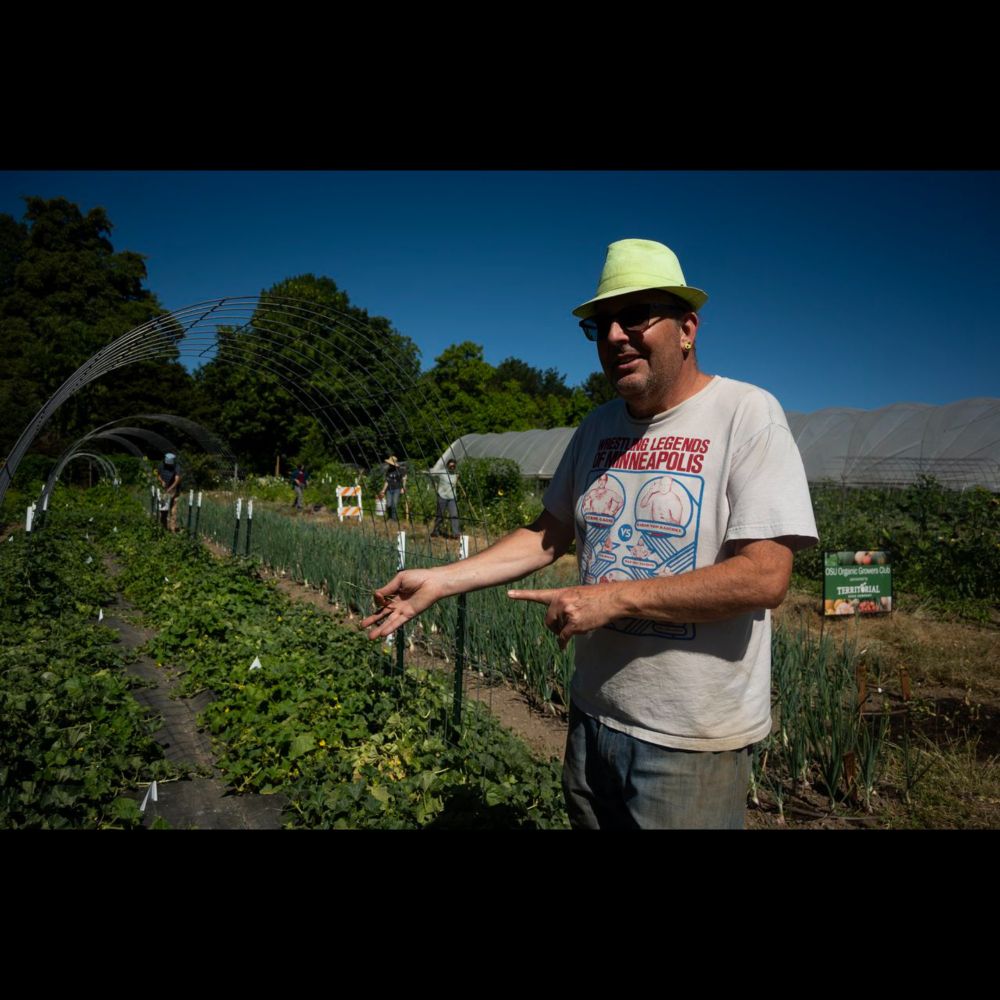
[678,310,699,347]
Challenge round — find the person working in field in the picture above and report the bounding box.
[291,464,308,510]
[379,455,407,522]
[363,238,817,828]
[156,452,182,532]
[429,458,461,539]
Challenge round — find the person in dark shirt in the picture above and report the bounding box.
[291,465,308,510]
[156,453,182,532]
[380,455,407,522]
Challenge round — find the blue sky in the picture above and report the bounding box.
[2,170,996,415]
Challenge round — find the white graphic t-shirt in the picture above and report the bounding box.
[542,376,818,751]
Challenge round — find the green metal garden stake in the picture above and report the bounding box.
[35,493,49,531]
[186,489,194,535]
[450,535,471,740]
[394,529,406,674]
[193,491,202,536]
[231,497,242,556]
[451,591,468,740]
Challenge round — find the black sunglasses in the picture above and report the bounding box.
[579,302,687,342]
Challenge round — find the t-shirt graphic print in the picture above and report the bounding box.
[579,469,704,639]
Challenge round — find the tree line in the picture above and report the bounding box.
[1,196,615,481]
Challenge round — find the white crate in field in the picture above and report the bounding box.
[336,485,363,522]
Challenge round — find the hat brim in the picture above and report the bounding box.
[572,284,708,320]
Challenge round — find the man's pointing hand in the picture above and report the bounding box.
[507,585,616,650]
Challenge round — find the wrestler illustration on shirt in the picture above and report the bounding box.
[635,475,692,533]
[628,538,652,560]
[582,474,625,517]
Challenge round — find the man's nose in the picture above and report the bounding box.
[604,318,630,345]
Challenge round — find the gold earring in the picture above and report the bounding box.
[681,340,693,351]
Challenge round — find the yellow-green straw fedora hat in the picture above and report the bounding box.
[572,238,709,319]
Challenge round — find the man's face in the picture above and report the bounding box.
[594,292,691,416]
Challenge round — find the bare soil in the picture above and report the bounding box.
[102,552,287,829]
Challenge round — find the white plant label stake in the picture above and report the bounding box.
[249,655,262,672]
[459,535,470,561]
[98,608,104,622]
[25,503,36,532]
[139,781,159,814]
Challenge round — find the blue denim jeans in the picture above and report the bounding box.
[385,488,402,521]
[563,702,753,829]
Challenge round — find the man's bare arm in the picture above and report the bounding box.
[509,537,796,649]
[361,510,575,640]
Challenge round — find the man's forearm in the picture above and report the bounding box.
[435,513,572,598]
[361,510,574,639]
[607,543,791,623]
[508,538,795,648]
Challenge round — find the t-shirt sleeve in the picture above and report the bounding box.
[724,417,818,552]
[542,429,580,527]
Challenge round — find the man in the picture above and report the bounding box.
[429,459,460,538]
[362,239,817,829]
[156,452,182,532]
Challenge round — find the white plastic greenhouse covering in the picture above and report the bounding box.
[436,397,1000,490]
[786,397,1000,489]
[434,427,578,480]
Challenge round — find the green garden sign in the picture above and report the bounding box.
[823,551,893,616]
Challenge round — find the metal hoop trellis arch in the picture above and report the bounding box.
[1,295,485,541]
[56,452,121,487]
[40,414,240,509]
